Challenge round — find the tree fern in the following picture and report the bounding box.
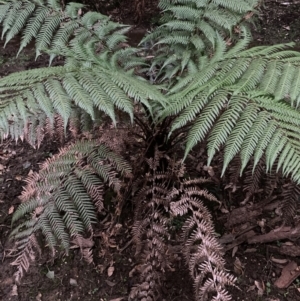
[2,0,300,300]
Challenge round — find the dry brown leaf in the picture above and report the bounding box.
[254,280,265,296]
[244,248,257,253]
[10,285,18,296]
[70,278,78,286]
[232,246,238,257]
[105,280,116,287]
[35,292,42,301]
[233,257,244,275]
[271,257,288,265]
[8,206,14,215]
[107,266,115,277]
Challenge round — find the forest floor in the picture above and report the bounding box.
[1,1,300,301]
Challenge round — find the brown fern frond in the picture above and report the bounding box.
[11,140,131,282]
[130,152,174,300]
[130,150,235,300]
[170,189,236,301]
[265,162,283,198]
[226,156,242,191]
[242,158,265,204]
[279,180,300,223]
[10,234,41,283]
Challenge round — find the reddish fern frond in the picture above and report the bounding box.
[10,234,41,283]
[131,151,235,300]
[170,189,236,301]
[279,180,300,222]
[11,140,131,282]
[242,158,265,204]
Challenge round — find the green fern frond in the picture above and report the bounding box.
[212,0,256,13]
[4,1,35,46]
[1,0,22,39]
[0,63,165,144]
[142,0,258,82]
[18,6,51,55]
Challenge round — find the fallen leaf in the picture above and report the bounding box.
[244,248,257,253]
[10,284,18,296]
[234,257,244,275]
[105,280,116,287]
[110,298,124,301]
[46,269,54,279]
[8,206,14,215]
[36,292,42,301]
[108,266,115,277]
[254,280,265,296]
[271,256,288,264]
[70,278,78,286]
[232,246,238,257]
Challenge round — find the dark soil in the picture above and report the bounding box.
[1,1,300,301]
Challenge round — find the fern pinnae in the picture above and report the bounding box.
[4,1,35,46]
[18,6,50,55]
[258,60,282,94]
[94,74,134,122]
[274,62,294,101]
[224,26,252,57]
[222,103,258,175]
[45,78,72,130]
[210,34,227,65]
[196,20,217,47]
[1,0,22,39]
[155,35,190,46]
[207,95,249,166]
[39,208,59,251]
[166,5,201,20]
[212,0,255,13]
[232,58,266,93]
[190,34,205,51]
[64,175,96,232]
[203,7,238,31]
[62,74,95,119]
[289,67,300,107]
[214,58,252,88]
[277,142,295,174]
[32,83,55,121]
[77,72,116,124]
[54,189,86,235]
[35,13,61,57]
[0,2,11,24]
[51,20,80,48]
[170,90,211,132]
[47,205,70,251]
[240,111,270,173]
[163,20,195,31]
[184,90,228,159]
